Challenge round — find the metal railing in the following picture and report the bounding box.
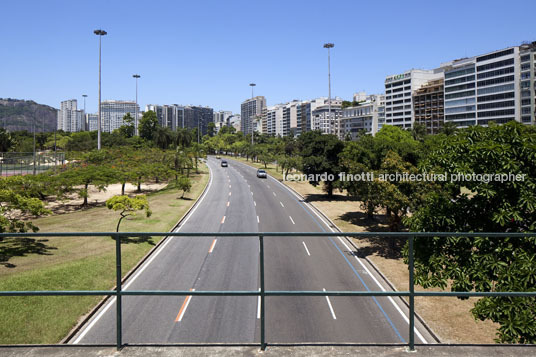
[0,152,65,176]
[1,231,535,351]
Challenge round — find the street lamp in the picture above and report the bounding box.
[132,74,140,136]
[323,43,334,135]
[82,94,87,131]
[94,29,107,150]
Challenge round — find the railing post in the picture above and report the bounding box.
[408,235,415,351]
[259,234,266,351]
[114,234,123,351]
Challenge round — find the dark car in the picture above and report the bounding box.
[256,169,267,178]
[221,160,228,167]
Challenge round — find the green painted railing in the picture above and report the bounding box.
[1,231,535,351]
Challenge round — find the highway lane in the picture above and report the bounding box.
[72,156,435,345]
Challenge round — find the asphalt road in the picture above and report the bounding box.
[72,156,436,345]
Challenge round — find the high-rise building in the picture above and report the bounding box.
[519,42,535,125]
[57,99,84,132]
[443,47,519,127]
[413,79,444,134]
[214,110,232,133]
[87,113,98,131]
[384,69,443,129]
[311,97,343,135]
[241,96,266,134]
[101,100,139,133]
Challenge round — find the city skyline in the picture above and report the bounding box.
[1,0,535,114]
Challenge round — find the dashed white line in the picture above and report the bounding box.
[280,201,284,207]
[227,201,230,207]
[289,216,295,225]
[208,239,217,253]
[272,192,276,197]
[176,289,195,322]
[229,185,231,189]
[254,201,256,206]
[323,288,337,320]
[221,216,226,224]
[229,192,232,196]
[302,242,311,256]
[257,215,260,223]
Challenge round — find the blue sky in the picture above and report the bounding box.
[1,0,535,114]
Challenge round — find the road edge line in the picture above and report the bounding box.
[62,160,213,344]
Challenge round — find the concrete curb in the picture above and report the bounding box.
[61,165,212,344]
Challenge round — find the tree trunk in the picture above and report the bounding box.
[121,182,126,196]
[137,177,142,192]
[82,182,89,206]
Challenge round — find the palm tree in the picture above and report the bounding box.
[153,126,173,149]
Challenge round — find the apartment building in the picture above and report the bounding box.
[340,94,385,139]
[241,96,266,134]
[100,100,139,133]
[57,99,84,132]
[384,69,443,129]
[519,42,536,125]
[413,79,444,134]
[87,113,98,131]
[443,47,519,127]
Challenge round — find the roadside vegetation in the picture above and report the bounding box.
[0,111,209,343]
[214,121,536,344]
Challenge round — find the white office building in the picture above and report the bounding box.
[101,100,139,133]
[57,99,84,132]
[443,47,520,127]
[384,69,443,129]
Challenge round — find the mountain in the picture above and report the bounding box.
[0,98,58,132]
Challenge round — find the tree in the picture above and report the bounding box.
[0,188,50,233]
[118,113,135,138]
[0,128,15,151]
[207,122,216,137]
[106,195,151,232]
[153,126,173,149]
[175,128,193,148]
[139,110,158,141]
[176,176,192,198]
[298,131,344,197]
[404,122,536,343]
[410,122,427,142]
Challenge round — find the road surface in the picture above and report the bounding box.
[72,156,435,344]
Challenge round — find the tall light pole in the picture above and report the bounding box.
[82,94,87,131]
[94,29,107,150]
[323,43,334,134]
[133,74,140,135]
[249,83,256,142]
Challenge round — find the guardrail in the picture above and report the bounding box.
[1,231,535,351]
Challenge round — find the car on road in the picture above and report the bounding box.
[216,155,221,159]
[221,160,228,167]
[256,169,267,178]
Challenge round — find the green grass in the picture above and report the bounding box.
[0,164,209,344]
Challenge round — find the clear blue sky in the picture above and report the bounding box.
[1,0,535,114]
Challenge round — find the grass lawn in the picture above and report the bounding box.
[0,164,209,344]
[228,155,499,344]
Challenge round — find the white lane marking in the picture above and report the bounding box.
[257,288,261,319]
[227,201,230,207]
[335,236,427,343]
[254,201,256,206]
[73,163,216,344]
[323,288,337,320]
[208,239,217,253]
[272,192,276,197]
[280,201,284,208]
[267,185,270,188]
[229,192,232,196]
[302,242,311,256]
[177,289,195,322]
[229,185,231,189]
[257,215,260,223]
[289,216,295,225]
[261,165,429,344]
[221,216,226,224]
[251,192,253,195]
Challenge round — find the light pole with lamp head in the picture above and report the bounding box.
[323,43,334,135]
[94,29,107,150]
[132,74,140,136]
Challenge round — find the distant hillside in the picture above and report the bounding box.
[0,98,58,132]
